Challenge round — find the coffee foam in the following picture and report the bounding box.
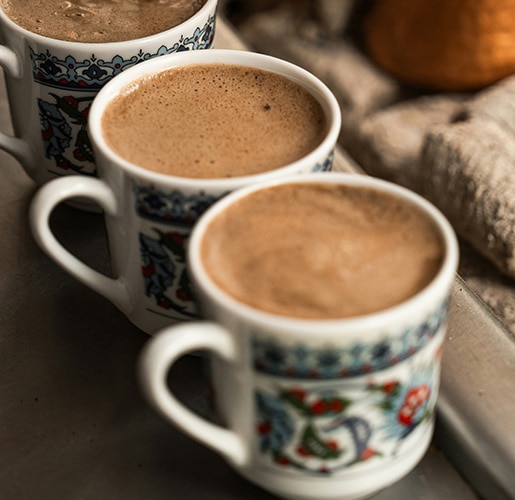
[1,0,206,43]
[102,64,327,178]
[201,183,445,319]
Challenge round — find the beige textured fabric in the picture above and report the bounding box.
[422,118,515,278]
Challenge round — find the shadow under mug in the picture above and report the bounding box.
[0,0,217,210]
[29,49,342,335]
[138,172,460,500]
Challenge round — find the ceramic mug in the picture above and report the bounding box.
[0,0,217,208]
[138,173,459,500]
[29,49,342,334]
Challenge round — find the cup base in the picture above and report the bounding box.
[236,421,434,500]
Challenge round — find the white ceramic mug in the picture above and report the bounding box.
[138,173,459,500]
[29,49,342,334]
[0,0,217,205]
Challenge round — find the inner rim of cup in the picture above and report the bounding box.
[88,49,342,190]
[188,172,459,336]
[0,0,217,48]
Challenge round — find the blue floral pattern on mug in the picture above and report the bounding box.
[136,183,222,320]
[313,150,333,172]
[140,229,197,318]
[29,15,215,90]
[253,302,447,378]
[38,94,94,174]
[135,184,222,225]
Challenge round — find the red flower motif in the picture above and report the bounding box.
[310,400,327,415]
[57,158,70,170]
[329,399,344,413]
[257,421,271,435]
[296,445,311,457]
[63,95,79,108]
[310,398,343,415]
[158,298,173,309]
[398,406,414,426]
[176,287,191,302]
[324,439,339,451]
[288,388,306,401]
[142,264,155,277]
[382,381,399,394]
[360,447,375,460]
[73,148,88,161]
[81,106,90,119]
[167,232,185,245]
[274,455,290,466]
[41,127,53,140]
[397,384,430,426]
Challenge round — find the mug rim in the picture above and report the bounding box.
[88,48,342,190]
[188,172,459,336]
[0,0,217,48]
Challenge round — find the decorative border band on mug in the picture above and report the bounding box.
[135,153,334,225]
[253,301,447,379]
[29,15,216,91]
[135,184,222,225]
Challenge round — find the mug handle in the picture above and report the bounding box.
[138,322,249,467]
[0,46,34,168]
[29,176,131,314]
[0,46,21,78]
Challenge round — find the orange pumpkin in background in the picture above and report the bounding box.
[363,0,515,91]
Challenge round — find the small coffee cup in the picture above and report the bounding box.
[138,172,459,499]
[29,49,342,334]
[0,0,217,209]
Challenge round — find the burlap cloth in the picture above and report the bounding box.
[222,0,515,335]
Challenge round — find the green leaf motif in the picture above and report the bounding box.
[179,268,194,298]
[281,390,312,416]
[156,230,186,261]
[379,400,395,412]
[301,424,343,460]
[75,129,95,163]
[51,94,87,125]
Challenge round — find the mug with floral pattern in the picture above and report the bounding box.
[138,173,459,499]
[0,0,217,210]
[29,49,341,334]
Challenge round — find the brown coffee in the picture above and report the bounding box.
[102,63,327,178]
[201,182,445,319]
[1,0,206,43]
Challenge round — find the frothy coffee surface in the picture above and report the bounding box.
[201,183,444,319]
[1,0,206,43]
[102,64,327,178]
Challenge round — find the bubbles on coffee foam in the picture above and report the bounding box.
[61,0,197,22]
[3,0,207,42]
[62,1,95,19]
[62,0,134,18]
